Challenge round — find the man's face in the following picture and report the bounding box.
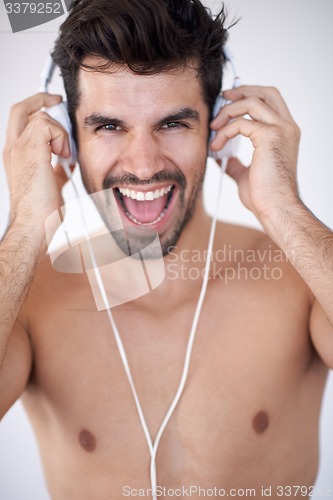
[75,60,210,255]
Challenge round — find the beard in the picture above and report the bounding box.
[79,164,206,258]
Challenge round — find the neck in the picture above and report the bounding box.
[165,197,211,263]
[92,195,215,312]
[131,196,214,308]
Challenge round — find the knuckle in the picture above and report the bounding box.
[267,86,280,97]
[9,143,20,158]
[35,110,47,119]
[285,122,300,142]
[30,110,49,125]
[294,124,301,141]
[248,96,261,107]
[284,122,294,135]
[10,102,22,116]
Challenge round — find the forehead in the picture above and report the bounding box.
[77,58,206,114]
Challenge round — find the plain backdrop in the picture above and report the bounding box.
[0,0,332,498]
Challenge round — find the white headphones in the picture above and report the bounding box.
[39,57,77,177]
[209,45,242,160]
[40,45,241,173]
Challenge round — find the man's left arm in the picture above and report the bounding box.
[261,199,333,368]
[210,85,333,367]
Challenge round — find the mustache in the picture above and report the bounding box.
[103,170,186,191]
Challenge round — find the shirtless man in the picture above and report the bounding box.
[1,0,333,498]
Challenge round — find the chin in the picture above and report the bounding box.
[80,166,205,258]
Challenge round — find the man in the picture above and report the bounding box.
[0,0,332,498]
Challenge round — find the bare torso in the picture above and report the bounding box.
[20,221,327,499]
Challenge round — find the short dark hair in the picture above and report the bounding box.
[52,0,229,139]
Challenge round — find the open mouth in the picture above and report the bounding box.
[114,184,176,227]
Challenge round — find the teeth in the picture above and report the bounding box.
[145,191,155,201]
[118,185,173,201]
[125,208,168,226]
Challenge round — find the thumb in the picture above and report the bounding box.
[226,157,247,184]
[53,162,76,191]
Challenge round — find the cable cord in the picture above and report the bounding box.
[43,50,234,497]
[149,159,226,497]
[62,158,227,499]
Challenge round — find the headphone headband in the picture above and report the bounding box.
[39,55,56,93]
[40,45,241,93]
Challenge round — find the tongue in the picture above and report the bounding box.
[123,194,168,223]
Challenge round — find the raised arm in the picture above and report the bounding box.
[0,93,71,416]
[210,85,333,367]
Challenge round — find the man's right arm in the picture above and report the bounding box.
[0,230,35,416]
[0,93,73,417]
[0,219,45,360]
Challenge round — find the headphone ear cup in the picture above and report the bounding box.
[208,96,239,161]
[44,101,77,165]
[209,95,227,144]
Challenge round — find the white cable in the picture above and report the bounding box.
[49,75,229,500]
[62,158,226,499]
[66,157,225,499]
[65,167,154,457]
[45,50,229,498]
[44,71,155,459]
[149,158,226,499]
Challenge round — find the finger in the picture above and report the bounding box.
[30,111,71,158]
[210,117,262,151]
[50,131,70,158]
[223,85,294,123]
[6,93,62,146]
[13,111,70,159]
[226,157,247,184]
[210,96,283,130]
[54,163,76,191]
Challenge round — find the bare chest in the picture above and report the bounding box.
[23,281,326,497]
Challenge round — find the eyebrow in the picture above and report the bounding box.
[84,114,125,129]
[156,108,200,127]
[83,107,200,129]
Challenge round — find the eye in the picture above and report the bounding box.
[161,121,187,130]
[101,124,121,131]
[94,122,125,133]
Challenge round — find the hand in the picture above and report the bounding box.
[3,93,75,230]
[209,86,301,223]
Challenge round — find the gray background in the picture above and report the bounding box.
[0,0,332,498]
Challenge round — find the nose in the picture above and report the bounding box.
[121,130,165,181]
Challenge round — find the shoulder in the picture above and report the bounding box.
[214,221,278,264]
[214,221,312,301]
[215,220,290,265]
[20,241,94,322]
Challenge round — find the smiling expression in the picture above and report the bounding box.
[75,60,210,255]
